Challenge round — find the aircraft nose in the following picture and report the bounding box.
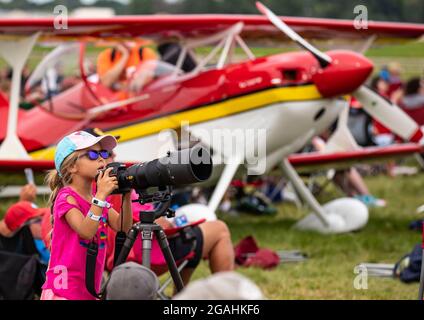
[311,50,374,98]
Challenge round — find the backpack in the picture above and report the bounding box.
[394,243,422,283]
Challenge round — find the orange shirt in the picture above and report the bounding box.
[97,46,158,82]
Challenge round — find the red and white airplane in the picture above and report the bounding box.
[0,2,423,233]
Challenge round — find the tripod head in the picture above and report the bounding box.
[133,186,175,223]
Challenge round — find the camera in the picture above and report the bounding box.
[103,145,213,194]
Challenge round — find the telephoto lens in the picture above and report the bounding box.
[106,145,212,193]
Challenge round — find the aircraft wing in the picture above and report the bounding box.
[0,15,422,43]
[288,143,423,173]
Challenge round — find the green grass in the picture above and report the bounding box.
[1,170,423,299]
[365,41,424,58]
[193,41,424,58]
[206,173,423,299]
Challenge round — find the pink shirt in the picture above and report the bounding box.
[42,186,109,300]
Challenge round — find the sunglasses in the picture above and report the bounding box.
[81,149,111,161]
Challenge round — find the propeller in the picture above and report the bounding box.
[257,1,422,144]
[352,86,421,142]
[256,1,332,68]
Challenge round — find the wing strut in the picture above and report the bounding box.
[0,32,40,159]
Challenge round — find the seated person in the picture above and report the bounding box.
[174,271,264,300]
[0,185,50,264]
[106,192,235,290]
[157,42,197,73]
[105,261,159,300]
[96,42,158,94]
[400,78,424,110]
[312,136,386,207]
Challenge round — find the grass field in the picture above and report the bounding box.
[185,171,424,300]
[1,167,423,300]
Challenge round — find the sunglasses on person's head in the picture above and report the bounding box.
[81,150,110,161]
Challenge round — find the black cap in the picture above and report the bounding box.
[83,127,120,141]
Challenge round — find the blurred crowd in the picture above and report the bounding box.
[370,62,424,144]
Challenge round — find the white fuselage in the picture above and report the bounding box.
[115,97,346,177]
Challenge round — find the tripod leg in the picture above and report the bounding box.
[115,227,138,266]
[419,248,424,300]
[156,229,184,292]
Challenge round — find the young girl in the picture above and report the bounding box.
[41,130,133,300]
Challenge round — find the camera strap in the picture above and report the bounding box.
[85,240,103,299]
[114,231,127,266]
[86,195,129,299]
[114,195,127,266]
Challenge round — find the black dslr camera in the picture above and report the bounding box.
[103,145,212,194]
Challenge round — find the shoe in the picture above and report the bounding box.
[354,194,386,208]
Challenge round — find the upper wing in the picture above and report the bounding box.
[0,15,422,42]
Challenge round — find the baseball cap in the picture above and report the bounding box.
[54,130,117,175]
[173,271,264,300]
[0,201,49,237]
[105,262,160,300]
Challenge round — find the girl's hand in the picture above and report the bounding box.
[96,167,118,199]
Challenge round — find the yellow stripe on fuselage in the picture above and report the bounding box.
[30,84,322,160]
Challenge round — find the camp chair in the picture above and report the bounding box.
[0,224,38,255]
[0,225,46,299]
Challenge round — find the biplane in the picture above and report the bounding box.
[0,2,423,233]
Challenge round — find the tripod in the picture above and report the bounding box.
[114,186,185,293]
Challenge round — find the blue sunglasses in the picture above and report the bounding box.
[82,149,110,161]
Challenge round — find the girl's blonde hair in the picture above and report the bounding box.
[44,151,81,228]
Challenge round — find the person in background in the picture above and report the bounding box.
[105,261,159,300]
[0,184,50,264]
[401,78,424,110]
[312,135,386,207]
[96,42,158,93]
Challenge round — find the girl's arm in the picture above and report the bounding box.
[108,192,133,233]
[65,167,119,240]
[99,44,129,88]
[154,216,174,229]
[64,195,108,240]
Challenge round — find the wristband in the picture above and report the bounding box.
[87,210,102,222]
[92,197,111,209]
